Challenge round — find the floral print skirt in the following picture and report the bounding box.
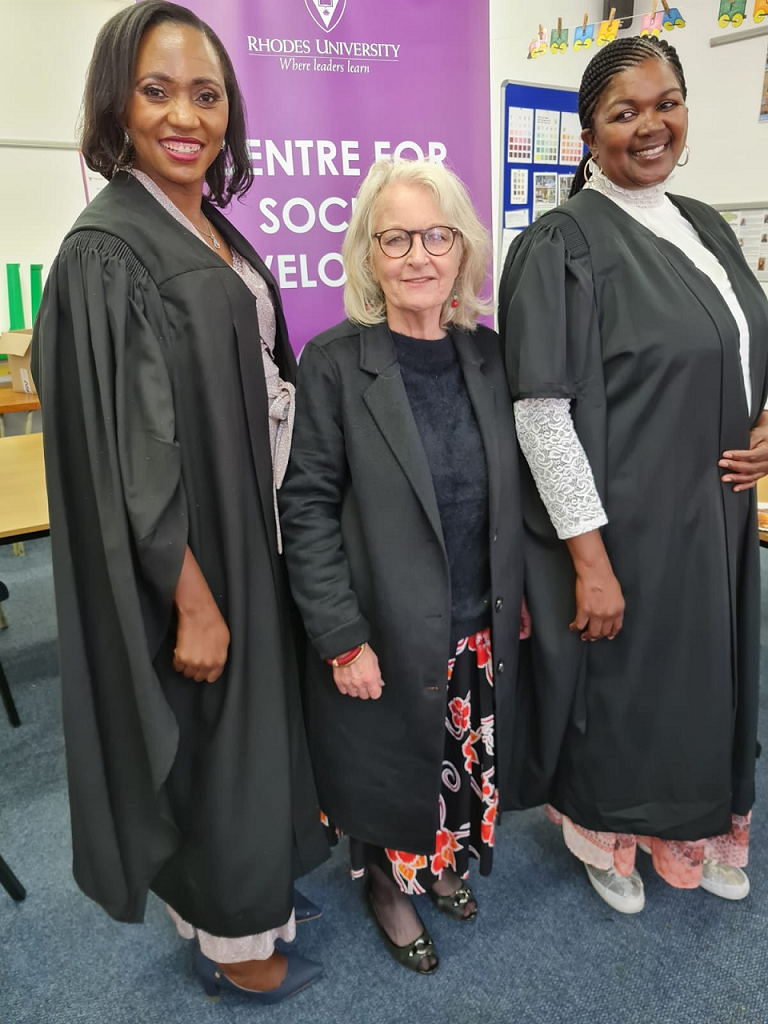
[330,629,498,895]
[548,806,750,888]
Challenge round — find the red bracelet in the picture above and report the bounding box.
[327,643,366,668]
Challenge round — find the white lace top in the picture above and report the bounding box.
[514,398,608,540]
[129,170,294,551]
[515,165,755,541]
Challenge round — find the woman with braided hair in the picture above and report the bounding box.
[499,36,768,913]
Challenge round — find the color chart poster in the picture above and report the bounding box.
[141,0,492,352]
[499,82,582,271]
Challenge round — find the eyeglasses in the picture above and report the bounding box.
[373,226,459,259]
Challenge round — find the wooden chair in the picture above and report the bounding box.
[0,578,25,900]
[0,581,20,727]
[0,855,26,901]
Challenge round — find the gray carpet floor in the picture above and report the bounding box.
[1,538,766,1024]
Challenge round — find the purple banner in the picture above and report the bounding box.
[174,0,491,352]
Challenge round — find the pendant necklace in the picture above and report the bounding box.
[199,213,221,250]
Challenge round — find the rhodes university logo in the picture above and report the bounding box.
[304,0,347,33]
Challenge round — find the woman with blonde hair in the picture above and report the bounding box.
[280,158,529,973]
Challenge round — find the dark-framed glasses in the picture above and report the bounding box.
[373,226,459,259]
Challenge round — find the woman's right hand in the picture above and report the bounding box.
[570,568,625,642]
[173,546,231,682]
[174,604,231,683]
[333,646,385,700]
[565,529,625,641]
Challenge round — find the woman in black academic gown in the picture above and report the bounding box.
[279,158,528,974]
[499,36,768,914]
[31,2,327,1001]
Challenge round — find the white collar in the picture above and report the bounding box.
[584,163,671,210]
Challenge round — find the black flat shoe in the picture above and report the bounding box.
[428,882,477,921]
[367,885,439,975]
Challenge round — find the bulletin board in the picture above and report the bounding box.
[499,80,585,269]
[715,202,768,282]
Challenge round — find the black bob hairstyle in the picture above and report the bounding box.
[570,35,687,198]
[80,1,252,207]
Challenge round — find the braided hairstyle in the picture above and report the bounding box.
[570,36,687,197]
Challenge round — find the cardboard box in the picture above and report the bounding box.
[1,329,36,395]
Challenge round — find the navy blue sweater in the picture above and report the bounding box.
[392,331,491,645]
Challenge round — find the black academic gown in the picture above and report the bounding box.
[499,189,768,840]
[31,172,328,936]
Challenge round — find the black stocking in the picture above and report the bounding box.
[368,865,438,973]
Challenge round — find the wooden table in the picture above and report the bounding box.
[0,433,46,733]
[0,386,40,416]
[0,384,40,439]
[0,433,49,543]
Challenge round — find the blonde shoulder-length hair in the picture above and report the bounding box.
[342,159,493,332]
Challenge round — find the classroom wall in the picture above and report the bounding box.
[1,0,767,331]
[491,1,768,266]
[0,0,133,330]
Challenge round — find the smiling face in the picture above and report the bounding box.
[370,182,461,338]
[583,58,688,190]
[126,21,229,194]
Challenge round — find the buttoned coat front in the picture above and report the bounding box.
[279,320,524,853]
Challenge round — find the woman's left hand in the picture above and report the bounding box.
[519,596,532,640]
[719,412,768,493]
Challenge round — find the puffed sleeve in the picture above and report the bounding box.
[279,340,370,660]
[499,215,609,502]
[499,215,603,403]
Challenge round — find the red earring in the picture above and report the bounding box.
[451,293,459,309]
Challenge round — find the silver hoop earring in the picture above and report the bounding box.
[220,140,226,152]
[677,144,690,167]
[584,156,598,181]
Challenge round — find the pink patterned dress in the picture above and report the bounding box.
[547,807,750,887]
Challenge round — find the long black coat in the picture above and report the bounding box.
[499,190,768,840]
[31,172,327,936]
[279,321,524,854]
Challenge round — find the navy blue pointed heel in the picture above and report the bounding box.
[294,888,322,923]
[194,949,323,1004]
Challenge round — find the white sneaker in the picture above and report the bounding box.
[699,860,750,901]
[585,863,645,914]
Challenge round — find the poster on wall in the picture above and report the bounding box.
[760,44,768,122]
[499,81,583,270]
[720,207,768,281]
[146,0,491,352]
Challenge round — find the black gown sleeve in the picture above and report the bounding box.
[30,231,187,922]
[500,216,604,401]
[499,215,609,501]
